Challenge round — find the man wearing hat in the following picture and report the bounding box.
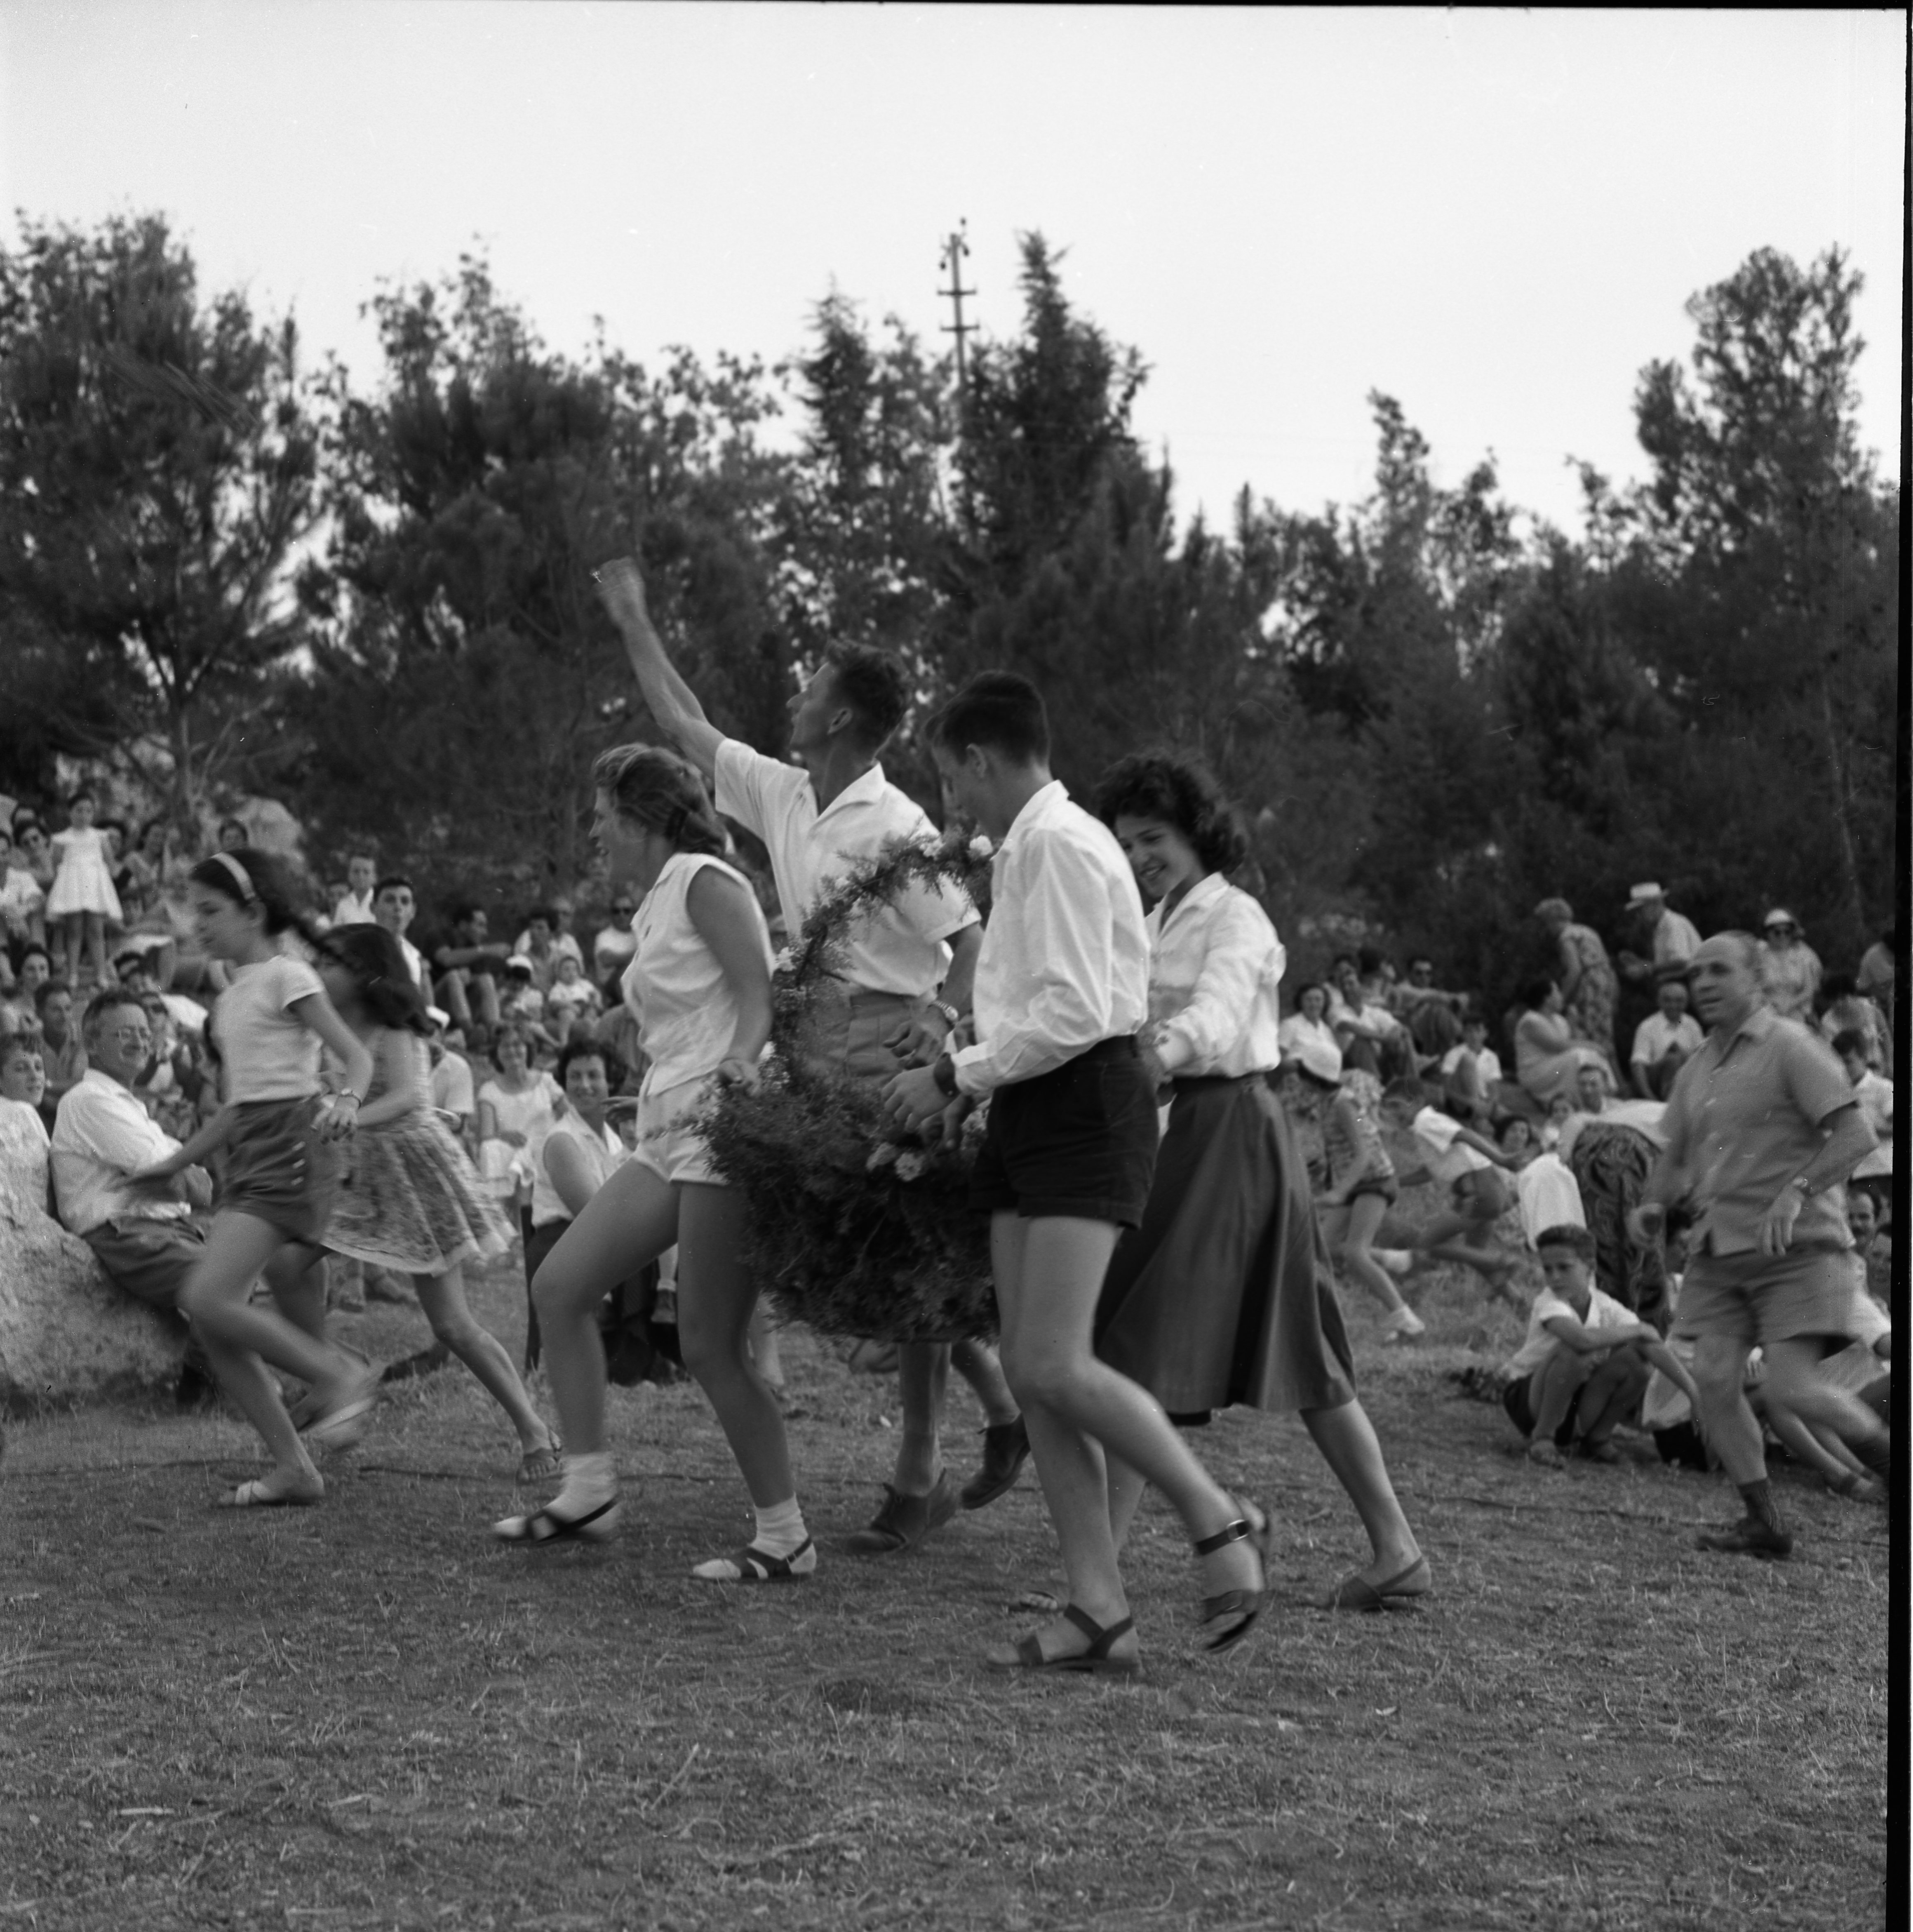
[1617,884,1700,987]
[1758,910,1821,1024]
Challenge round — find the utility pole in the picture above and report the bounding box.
[938,223,975,414]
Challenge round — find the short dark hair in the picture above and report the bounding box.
[82,986,147,1038]
[1535,1223,1596,1262]
[450,898,485,925]
[113,951,148,977]
[1517,974,1558,1011]
[374,874,415,900]
[35,977,75,1012]
[1831,1027,1871,1060]
[1382,1077,1432,1111]
[556,1037,624,1091]
[1093,751,1249,875]
[927,671,1049,766]
[821,642,909,751]
[18,942,50,968]
[526,904,555,929]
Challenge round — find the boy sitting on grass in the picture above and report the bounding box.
[1382,1078,1522,1303]
[1500,1224,1699,1467]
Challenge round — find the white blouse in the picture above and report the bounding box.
[620,853,774,1094]
[952,782,1149,1097]
[1147,874,1286,1080]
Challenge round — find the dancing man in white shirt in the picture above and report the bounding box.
[596,559,1028,1556]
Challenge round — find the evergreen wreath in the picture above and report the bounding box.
[699,826,1001,1341]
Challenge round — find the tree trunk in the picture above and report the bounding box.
[1813,664,1868,944]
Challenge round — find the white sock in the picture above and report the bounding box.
[1375,1248,1415,1276]
[552,1449,615,1516]
[751,1495,807,1556]
[689,1496,815,1580]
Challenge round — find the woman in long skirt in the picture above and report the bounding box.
[1094,754,1429,1610]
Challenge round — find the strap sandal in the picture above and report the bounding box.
[491,1497,622,1545]
[515,1441,564,1486]
[223,1478,323,1508]
[1323,1554,1433,1612]
[987,1603,1140,1676]
[1194,1499,1269,1654]
[693,1537,816,1582]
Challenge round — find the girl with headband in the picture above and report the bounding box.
[129,848,381,1504]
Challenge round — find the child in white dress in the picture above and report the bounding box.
[45,791,122,991]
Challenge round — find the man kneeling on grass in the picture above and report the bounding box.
[1500,1224,1699,1467]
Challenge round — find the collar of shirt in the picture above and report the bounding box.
[814,760,893,826]
[1153,869,1229,935]
[993,778,1071,864]
[1710,1002,1779,1062]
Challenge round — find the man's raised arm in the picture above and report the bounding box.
[595,557,724,780]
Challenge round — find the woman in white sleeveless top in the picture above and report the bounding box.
[494,746,815,1581]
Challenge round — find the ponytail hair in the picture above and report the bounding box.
[189,847,324,948]
[591,745,726,857]
[316,922,429,1035]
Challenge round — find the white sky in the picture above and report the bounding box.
[2,4,1904,536]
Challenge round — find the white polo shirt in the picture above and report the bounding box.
[51,1068,193,1235]
[713,741,975,998]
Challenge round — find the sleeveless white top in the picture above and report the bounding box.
[620,852,773,1095]
[529,1109,625,1229]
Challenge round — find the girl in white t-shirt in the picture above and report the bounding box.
[315,923,560,1484]
[493,745,811,1582]
[130,849,380,1507]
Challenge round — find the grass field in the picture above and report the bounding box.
[0,1244,1893,1931]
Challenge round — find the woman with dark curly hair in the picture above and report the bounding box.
[1093,752,1429,1610]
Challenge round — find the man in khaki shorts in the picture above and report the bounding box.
[597,560,1028,1555]
[1630,932,1887,1558]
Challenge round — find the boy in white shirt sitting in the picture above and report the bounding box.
[1501,1224,1696,1466]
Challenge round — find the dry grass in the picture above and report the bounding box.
[0,1236,1893,1931]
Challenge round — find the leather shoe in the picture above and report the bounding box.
[1695,1515,1793,1560]
[961,1416,1031,1510]
[846,1473,957,1555]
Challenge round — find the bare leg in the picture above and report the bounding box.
[1571,1350,1650,1447]
[1106,1452,1149,1553]
[893,1343,949,1493]
[1300,1398,1422,1579]
[991,1213,1257,1662]
[531,1160,679,1460]
[1690,1336,1765,1484]
[416,1264,555,1453]
[179,1214,355,1497]
[950,1337,1019,1424]
[1528,1350,1595,1444]
[677,1183,795,1508]
[85,913,110,986]
[748,1303,786,1391]
[1337,1193,1412,1315]
[1757,1393,1867,1485]
[266,1243,330,1342]
[1761,1337,1893,1457]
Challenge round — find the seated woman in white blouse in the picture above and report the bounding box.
[1093,754,1430,1612]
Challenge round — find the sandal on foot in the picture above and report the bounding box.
[224,1478,322,1508]
[1195,1499,1269,1654]
[515,1441,564,1486]
[691,1537,816,1582]
[986,1603,1140,1677]
[491,1497,622,1544]
[1324,1554,1432,1612]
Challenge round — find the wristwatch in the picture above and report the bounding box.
[931,1001,962,1031]
[1786,1174,1814,1200]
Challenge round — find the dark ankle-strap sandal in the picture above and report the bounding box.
[1194,1501,1269,1653]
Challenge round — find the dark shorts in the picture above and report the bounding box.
[969,1036,1157,1229]
[221,1098,338,1246]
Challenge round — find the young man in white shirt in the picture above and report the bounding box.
[883,672,1265,1675]
[372,875,428,991]
[49,990,216,1402]
[596,558,1028,1554]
